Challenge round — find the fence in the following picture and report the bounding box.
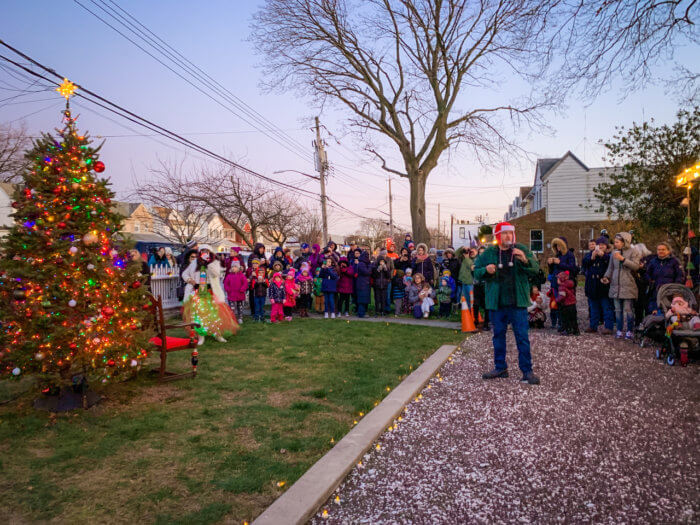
[150,265,181,309]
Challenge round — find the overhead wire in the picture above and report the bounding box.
[0,42,377,222]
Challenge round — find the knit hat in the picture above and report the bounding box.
[557,270,569,280]
[405,268,413,276]
[442,269,451,276]
[287,269,296,278]
[251,258,261,265]
[198,243,213,252]
[273,272,283,280]
[230,246,241,253]
[408,242,415,250]
[595,236,609,246]
[165,247,173,255]
[300,262,310,271]
[231,260,241,268]
[301,242,310,250]
[494,222,516,244]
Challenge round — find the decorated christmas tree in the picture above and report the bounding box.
[0,79,149,387]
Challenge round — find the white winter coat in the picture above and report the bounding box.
[181,260,226,302]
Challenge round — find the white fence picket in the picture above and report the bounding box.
[150,265,181,309]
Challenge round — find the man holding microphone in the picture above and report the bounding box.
[474,222,541,384]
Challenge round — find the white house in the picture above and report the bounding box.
[0,183,17,238]
[505,151,615,222]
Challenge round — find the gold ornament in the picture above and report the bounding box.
[82,232,99,245]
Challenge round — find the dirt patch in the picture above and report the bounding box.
[232,426,260,451]
[266,388,305,408]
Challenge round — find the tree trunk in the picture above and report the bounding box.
[408,173,429,245]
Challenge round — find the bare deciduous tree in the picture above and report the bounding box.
[0,122,30,183]
[352,217,391,253]
[558,0,698,98]
[132,159,211,246]
[252,0,559,243]
[292,208,324,246]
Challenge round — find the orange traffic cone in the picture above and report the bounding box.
[461,296,477,333]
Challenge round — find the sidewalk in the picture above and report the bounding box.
[310,327,699,523]
[307,313,461,330]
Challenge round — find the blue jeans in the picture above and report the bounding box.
[613,298,635,332]
[385,284,392,313]
[253,295,266,320]
[588,297,614,330]
[357,303,368,318]
[324,292,335,314]
[459,284,473,309]
[490,307,533,374]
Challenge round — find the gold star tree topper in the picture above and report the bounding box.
[56,78,77,100]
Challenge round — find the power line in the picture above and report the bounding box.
[0,41,377,223]
[72,0,313,164]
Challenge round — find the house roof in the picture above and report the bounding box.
[112,201,140,217]
[540,151,589,181]
[519,186,533,199]
[0,182,19,197]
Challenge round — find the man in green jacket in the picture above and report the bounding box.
[474,222,540,384]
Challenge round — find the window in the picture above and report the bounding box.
[459,227,465,239]
[134,222,140,233]
[530,229,543,252]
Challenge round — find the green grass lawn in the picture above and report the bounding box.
[0,318,463,524]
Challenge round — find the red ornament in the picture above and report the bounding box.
[132,281,141,289]
[107,359,116,367]
[101,306,115,318]
[11,201,19,208]
[94,161,105,173]
[58,222,66,229]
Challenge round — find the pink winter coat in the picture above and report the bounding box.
[283,279,300,307]
[223,272,249,302]
[338,265,355,294]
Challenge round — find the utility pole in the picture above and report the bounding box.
[437,203,440,248]
[450,214,454,248]
[388,176,394,241]
[314,116,329,245]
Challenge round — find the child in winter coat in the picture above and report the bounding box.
[372,255,391,317]
[319,258,339,318]
[556,271,579,335]
[437,277,453,318]
[527,284,547,329]
[419,281,435,319]
[268,272,286,323]
[313,267,324,313]
[296,263,314,317]
[283,269,300,321]
[546,278,559,330]
[223,261,248,323]
[391,269,406,316]
[250,261,269,322]
[402,268,413,315]
[337,257,355,317]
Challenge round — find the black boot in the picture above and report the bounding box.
[482,368,508,380]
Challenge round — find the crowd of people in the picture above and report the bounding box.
[142,227,690,348]
[526,230,688,340]
[155,234,507,343]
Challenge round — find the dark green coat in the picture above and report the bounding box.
[473,243,539,310]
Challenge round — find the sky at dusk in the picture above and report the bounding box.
[1,1,695,236]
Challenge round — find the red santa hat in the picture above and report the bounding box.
[494,222,516,243]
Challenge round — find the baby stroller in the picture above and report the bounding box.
[647,283,700,366]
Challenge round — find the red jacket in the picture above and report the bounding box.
[556,279,576,307]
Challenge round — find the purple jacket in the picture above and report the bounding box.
[338,265,355,294]
[646,255,684,295]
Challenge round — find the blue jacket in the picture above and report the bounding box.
[646,255,684,295]
[581,250,610,299]
[355,252,373,304]
[319,267,339,293]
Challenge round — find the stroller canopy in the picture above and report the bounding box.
[657,283,697,313]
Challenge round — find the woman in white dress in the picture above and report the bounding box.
[182,245,238,344]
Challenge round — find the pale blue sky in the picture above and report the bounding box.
[1,1,695,235]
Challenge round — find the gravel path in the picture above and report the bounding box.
[311,316,699,523]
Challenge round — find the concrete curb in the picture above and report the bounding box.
[252,344,458,525]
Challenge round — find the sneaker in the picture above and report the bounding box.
[625,331,634,340]
[615,330,623,339]
[197,334,205,346]
[324,312,329,319]
[482,368,508,380]
[423,312,429,318]
[520,372,540,385]
[345,312,349,317]
[238,318,243,324]
[215,335,227,343]
[331,313,336,319]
